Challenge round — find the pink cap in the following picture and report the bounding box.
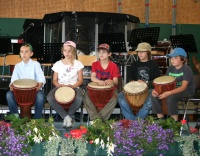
[63,41,76,48]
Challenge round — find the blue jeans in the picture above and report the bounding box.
[6,90,45,119]
[118,90,152,120]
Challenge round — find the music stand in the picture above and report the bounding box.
[34,43,63,63]
[170,34,198,52]
[98,33,127,52]
[128,27,160,50]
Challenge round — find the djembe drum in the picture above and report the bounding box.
[12,79,38,118]
[153,76,176,114]
[123,81,148,115]
[87,82,115,112]
[55,86,75,110]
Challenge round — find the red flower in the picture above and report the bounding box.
[64,133,70,138]
[120,119,131,128]
[89,140,94,144]
[190,126,198,133]
[181,119,187,124]
[70,129,82,139]
[80,126,85,129]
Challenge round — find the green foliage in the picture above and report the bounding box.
[84,119,116,145]
[146,116,181,136]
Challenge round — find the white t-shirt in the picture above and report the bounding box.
[52,59,84,85]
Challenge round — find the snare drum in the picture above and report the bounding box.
[153,76,176,114]
[123,81,148,115]
[12,79,38,118]
[55,86,75,110]
[87,82,115,112]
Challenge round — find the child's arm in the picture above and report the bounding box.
[91,72,105,85]
[105,77,118,86]
[158,80,188,99]
[52,72,63,88]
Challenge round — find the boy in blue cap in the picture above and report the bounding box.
[151,47,195,121]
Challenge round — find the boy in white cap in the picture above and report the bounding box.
[151,47,195,121]
[118,42,160,120]
[47,41,84,128]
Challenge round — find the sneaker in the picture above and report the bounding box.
[66,118,75,129]
[63,115,72,128]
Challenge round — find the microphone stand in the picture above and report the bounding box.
[18,25,32,42]
[72,11,78,58]
[73,12,78,44]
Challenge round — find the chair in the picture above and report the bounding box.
[40,63,54,118]
[180,74,200,136]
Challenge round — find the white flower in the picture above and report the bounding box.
[100,139,105,149]
[33,135,40,143]
[33,127,38,133]
[94,138,99,144]
[107,142,115,154]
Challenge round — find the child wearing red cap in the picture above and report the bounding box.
[83,43,120,121]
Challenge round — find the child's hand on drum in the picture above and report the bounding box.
[152,89,159,97]
[67,84,74,89]
[105,79,113,85]
[97,80,106,86]
[9,84,13,91]
[158,91,170,99]
[36,83,43,91]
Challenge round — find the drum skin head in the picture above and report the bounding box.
[88,81,114,89]
[124,81,147,94]
[55,87,75,103]
[153,76,175,84]
[13,79,37,88]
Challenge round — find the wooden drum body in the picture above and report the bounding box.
[124,81,148,115]
[153,76,176,114]
[87,82,115,112]
[12,79,38,118]
[55,86,75,110]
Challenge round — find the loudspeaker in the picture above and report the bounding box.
[0,78,10,105]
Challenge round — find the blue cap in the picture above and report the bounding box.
[166,48,187,58]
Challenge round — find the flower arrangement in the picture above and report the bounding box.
[43,125,88,156]
[0,120,32,156]
[84,119,116,156]
[112,118,175,156]
[5,114,60,146]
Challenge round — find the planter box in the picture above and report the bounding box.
[32,141,199,156]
